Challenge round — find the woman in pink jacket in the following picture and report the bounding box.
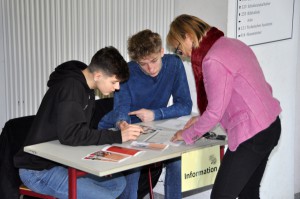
[168,14,282,199]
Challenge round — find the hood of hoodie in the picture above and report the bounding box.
[47,60,90,90]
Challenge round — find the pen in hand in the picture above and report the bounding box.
[120,121,144,142]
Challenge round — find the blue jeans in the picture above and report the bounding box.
[19,166,126,199]
[164,158,182,199]
[119,158,182,199]
[119,168,141,199]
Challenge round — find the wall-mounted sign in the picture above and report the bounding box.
[236,0,294,46]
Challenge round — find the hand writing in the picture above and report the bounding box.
[121,124,144,142]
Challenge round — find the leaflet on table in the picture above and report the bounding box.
[140,124,158,134]
[139,124,161,142]
[144,128,184,146]
[103,145,144,156]
[138,124,184,146]
[164,140,184,147]
[83,146,143,163]
[130,141,169,151]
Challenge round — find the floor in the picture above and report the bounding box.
[143,168,212,199]
[145,181,211,199]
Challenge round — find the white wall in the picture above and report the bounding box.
[0,1,7,128]
[0,0,174,128]
[295,0,300,193]
[175,0,300,198]
[174,0,229,114]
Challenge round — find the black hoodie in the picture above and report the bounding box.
[14,61,122,170]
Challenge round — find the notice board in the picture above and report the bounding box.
[236,0,294,46]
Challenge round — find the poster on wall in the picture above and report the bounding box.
[236,0,295,46]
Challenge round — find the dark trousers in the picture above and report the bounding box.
[211,117,281,199]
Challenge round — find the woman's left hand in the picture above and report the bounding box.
[184,116,198,129]
[171,129,184,142]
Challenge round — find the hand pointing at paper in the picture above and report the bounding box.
[128,108,154,122]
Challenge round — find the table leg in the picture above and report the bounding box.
[220,145,225,160]
[68,167,77,199]
[148,167,154,199]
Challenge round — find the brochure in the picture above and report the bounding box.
[83,145,143,163]
[130,141,169,151]
[137,124,160,142]
[140,124,158,134]
[102,145,143,156]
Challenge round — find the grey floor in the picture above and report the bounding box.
[145,178,300,199]
[143,181,211,199]
[143,168,211,199]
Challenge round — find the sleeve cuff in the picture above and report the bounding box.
[153,109,163,120]
[182,127,201,145]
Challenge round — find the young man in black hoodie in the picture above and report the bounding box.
[14,46,143,199]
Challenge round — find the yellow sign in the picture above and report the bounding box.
[181,145,220,192]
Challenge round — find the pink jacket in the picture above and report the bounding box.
[182,37,282,151]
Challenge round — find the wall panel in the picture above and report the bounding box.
[1,0,174,119]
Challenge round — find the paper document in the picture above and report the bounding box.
[143,128,184,147]
[139,124,160,142]
[131,141,169,151]
[156,115,193,131]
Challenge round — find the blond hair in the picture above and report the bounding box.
[167,14,211,50]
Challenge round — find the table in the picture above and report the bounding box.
[24,119,227,199]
